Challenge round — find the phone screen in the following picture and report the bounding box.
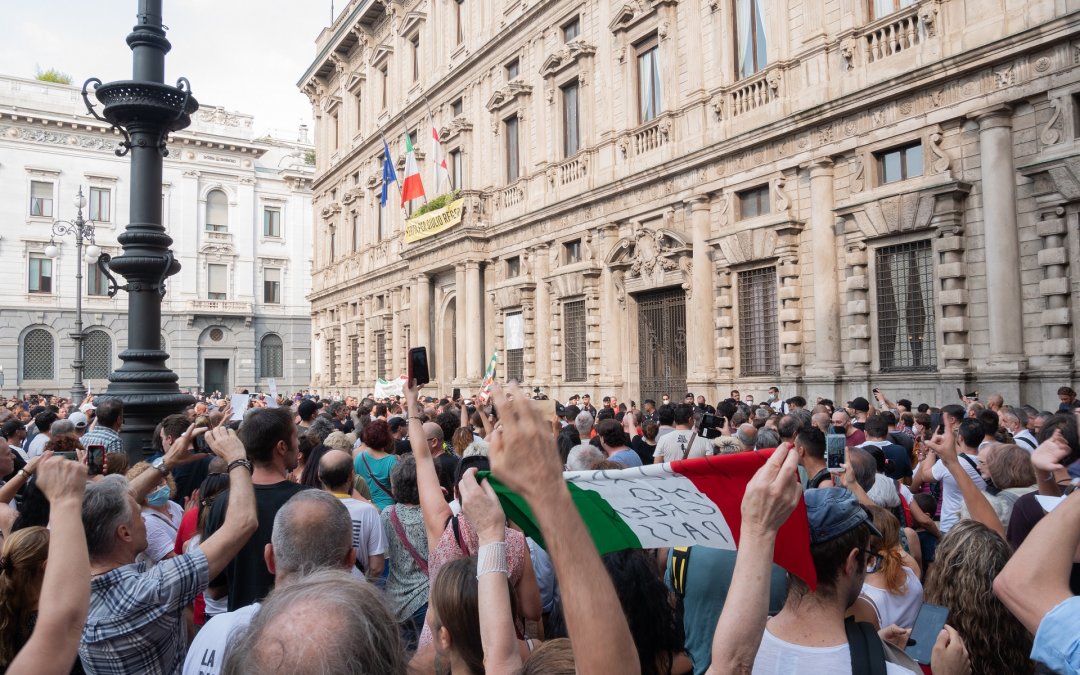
[87,445,106,476]
[906,603,949,665]
[408,347,430,386]
[825,433,846,471]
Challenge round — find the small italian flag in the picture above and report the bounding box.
[484,451,817,588]
[401,133,426,206]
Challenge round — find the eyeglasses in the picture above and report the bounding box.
[860,548,885,574]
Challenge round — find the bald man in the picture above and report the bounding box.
[736,423,758,452]
[318,450,385,580]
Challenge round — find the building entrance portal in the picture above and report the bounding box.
[636,288,687,405]
[204,358,230,396]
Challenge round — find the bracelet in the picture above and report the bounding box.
[476,541,508,578]
[17,469,30,480]
[227,458,254,474]
[408,415,422,422]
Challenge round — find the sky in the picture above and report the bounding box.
[1,0,344,138]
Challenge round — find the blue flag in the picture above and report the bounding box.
[380,139,398,207]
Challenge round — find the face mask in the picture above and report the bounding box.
[147,485,171,507]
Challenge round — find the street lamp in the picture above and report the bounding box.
[46,187,102,403]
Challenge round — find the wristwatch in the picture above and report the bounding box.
[151,456,169,476]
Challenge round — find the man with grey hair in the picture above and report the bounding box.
[755,427,780,451]
[1000,405,1036,451]
[184,490,356,675]
[566,444,605,471]
[317,449,385,580]
[736,423,758,453]
[574,410,594,441]
[221,570,408,675]
[80,426,257,675]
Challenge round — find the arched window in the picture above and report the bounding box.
[206,189,228,232]
[22,329,54,380]
[260,334,284,379]
[83,330,112,380]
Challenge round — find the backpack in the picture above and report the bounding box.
[844,617,887,675]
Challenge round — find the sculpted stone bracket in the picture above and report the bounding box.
[605,224,691,294]
[608,0,678,35]
[1019,155,1080,202]
[486,80,533,114]
[539,40,597,79]
[440,116,474,143]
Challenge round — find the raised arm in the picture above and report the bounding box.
[458,468,523,673]
[1031,429,1071,497]
[128,423,207,503]
[196,427,258,580]
[926,418,1004,539]
[0,451,52,506]
[489,385,640,675]
[404,381,453,549]
[7,457,89,675]
[706,447,802,674]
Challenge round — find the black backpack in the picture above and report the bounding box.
[844,617,888,675]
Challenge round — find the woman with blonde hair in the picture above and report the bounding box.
[0,527,49,669]
[850,505,923,630]
[126,462,184,565]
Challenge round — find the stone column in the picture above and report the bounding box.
[687,196,715,386]
[455,264,467,383]
[532,245,552,387]
[414,274,431,350]
[976,107,1026,370]
[600,225,624,394]
[391,289,402,376]
[466,261,484,380]
[807,159,842,376]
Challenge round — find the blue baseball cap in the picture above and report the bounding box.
[804,488,882,545]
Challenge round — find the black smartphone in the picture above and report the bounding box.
[697,413,721,439]
[825,433,846,471]
[452,387,461,401]
[906,603,949,665]
[956,387,964,401]
[86,444,106,476]
[408,347,430,386]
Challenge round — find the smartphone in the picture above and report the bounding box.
[698,413,722,439]
[407,347,430,386]
[452,387,461,401]
[906,603,949,665]
[825,433,846,472]
[956,387,964,401]
[86,444,106,476]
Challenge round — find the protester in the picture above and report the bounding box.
[353,419,398,511]
[126,461,185,565]
[380,455,431,652]
[317,449,385,580]
[850,505,923,630]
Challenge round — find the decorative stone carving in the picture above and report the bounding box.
[840,41,855,71]
[850,155,865,193]
[715,228,778,266]
[1040,98,1063,146]
[486,80,533,113]
[928,132,953,176]
[320,202,343,219]
[716,191,731,227]
[773,174,791,214]
[919,7,938,37]
[440,116,473,142]
[539,40,597,78]
[993,65,1014,89]
[605,224,690,288]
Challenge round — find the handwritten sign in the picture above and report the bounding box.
[230,394,248,421]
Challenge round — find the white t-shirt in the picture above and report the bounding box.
[752,625,917,674]
[339,496,386,578]
[25,433,49,458]
[930,454,986,534]
[141,501,185,564]
[182,603,260,675]
[653,430,712,463]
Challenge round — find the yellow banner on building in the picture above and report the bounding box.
[404,198,466,243]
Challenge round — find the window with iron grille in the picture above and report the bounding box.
[875,240,936,372]
[563,300,587,382]
[328,340,337,385]
[375,332,387,380]
[22,329,54,380]
[737,266,779,377]
[351,337,360,385]
[261,334,284,378]
[83,330,112,380]
[505,311,524,383]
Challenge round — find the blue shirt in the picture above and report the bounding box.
[1031,595,1080,674]
[610,448,643,468]
[355,452,398,511]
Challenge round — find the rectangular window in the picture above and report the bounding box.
[87,262,108,296]
[505,116,520,182]
[263,268,281,304]
[737,266,779,377]
[737,184,770,220]
[263,207,282,237]
[563,299,587,381]
[352,213,362,251]
[564,239,581,264]
[876,142,924,185]
[30,181,53,218]
[562,81,580,157]
[328,340,337,385]
[378,200,388,240]
[89,187,111,222]
[636,37,662,123]
[562,17,581,41]
[875,240,936,372]
[735,0,768,79]
[411,35,420,82]
[871,0,916,19]
[351,336,360,385]
[375,332,387,380]
[452,97,464,117]
[450,149,463,190]
[506,59,520,80]
[380,67,388,109]
[207,263,228,300]
[355,92,363,129]
[505,311,525,383]
[506,256,521,278]
[455,0,465,45]
[28,254,53,294]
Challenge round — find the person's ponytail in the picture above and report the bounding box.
[0,527,49,666]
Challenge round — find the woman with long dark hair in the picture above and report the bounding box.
[0,527,48,670]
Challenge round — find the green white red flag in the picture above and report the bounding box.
[401,133,425,206]
[484,450,817,589]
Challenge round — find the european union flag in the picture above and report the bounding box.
[380,139,398,207]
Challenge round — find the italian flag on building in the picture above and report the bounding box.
[484,450,817,588]
[401,133,426,206]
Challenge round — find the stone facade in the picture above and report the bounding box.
[0,75,314,397]
[301,0,1080,407]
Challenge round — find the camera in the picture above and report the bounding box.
[697,413,724,440]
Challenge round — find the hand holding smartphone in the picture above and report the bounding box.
[825,433,846,473]
[408,347,430,386]
[906,603,949,665]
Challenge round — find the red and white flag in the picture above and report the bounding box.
[430,117,451,193]
[400,133,425,206]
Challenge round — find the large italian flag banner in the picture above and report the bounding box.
[486,450,817,588]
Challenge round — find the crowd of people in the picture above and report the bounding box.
[0,381,1076,674]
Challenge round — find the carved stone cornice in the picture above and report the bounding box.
[1018,154,1080,202]
[440,116,474,142]
[539,40,597,79]
[836,179,971,241]
[320,202,343,219]
[608,0,678,34]
[486,80,533,114]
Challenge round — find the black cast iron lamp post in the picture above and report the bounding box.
[81,0,199,460]
[45,187,102,403]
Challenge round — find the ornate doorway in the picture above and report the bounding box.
[636,288,687,404]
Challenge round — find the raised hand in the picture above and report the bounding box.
[35,456,88,505]
[1032,428,1071,475]
[164,423,209,466]
[926,416,958,464]
[489,385,564,501]
[740,445,803,536]
[205,426,247,464]
[458,468,506,543]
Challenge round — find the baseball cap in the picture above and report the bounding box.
[849,397,870,413]
[804,488,882,545]
[68,411,88,429]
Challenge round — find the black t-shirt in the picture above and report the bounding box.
[204,480,311,611]
[879,442,913,480]
[433,453,460,500]
[395,439,412,455]
[630,436,656,466]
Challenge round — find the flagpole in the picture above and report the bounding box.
[424,94,455,193]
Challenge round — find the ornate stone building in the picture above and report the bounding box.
[0,74,314,396]
[301,0,1080,406]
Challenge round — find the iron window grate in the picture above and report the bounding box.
[506,349,524,383]
[376,332,387,380]
[738,267,779,377]
[351,337,360,385]
[328,341,337,385]
[875,240,936,372]
[563,299,587,382]
[23,329,54,380]
[83,330,112,380]
[260,334,284,379]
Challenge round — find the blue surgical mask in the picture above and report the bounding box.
[147,485,171,507]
